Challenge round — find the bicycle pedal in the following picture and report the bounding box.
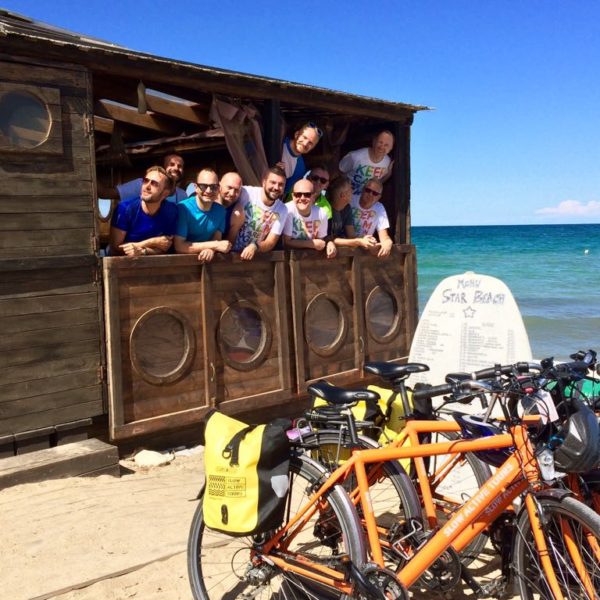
[479,577,508,599]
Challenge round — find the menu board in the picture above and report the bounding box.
[408,272,532,392]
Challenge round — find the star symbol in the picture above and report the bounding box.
[463,306,476,319]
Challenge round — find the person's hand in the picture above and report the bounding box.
[275,161,285,172]
[198,248,215,263]
[119,242,143,256]
[359,235,378,250]
[240,242,257,260]
[326,241,337,258]
[154,236,173,252]
[313,239,326,251]
[377,239,393,257]
[215,240,232,253]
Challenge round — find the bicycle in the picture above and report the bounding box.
[188,371,600,599]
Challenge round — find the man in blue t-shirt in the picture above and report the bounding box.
[174,168,231,263]
[278,123,322,194]
[109,166,178,256]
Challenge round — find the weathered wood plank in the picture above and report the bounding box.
[0,229,92,249]
[3,354,100,386]
[0,196,93,213]
[0,307,99,335]
[0,368,100,405]
[0,59,88,88]
[0,179,92,196]
[0,211,94,231]
[0,322,100,353]
[0,437,119,490]
[0,397,103,437]
[0,386,101,427]
[0,255,97,273]
[0,339,100,369]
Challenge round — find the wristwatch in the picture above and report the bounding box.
[141,247,148,256]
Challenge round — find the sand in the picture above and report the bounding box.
[0,450,205,600]
[0,448,517,600]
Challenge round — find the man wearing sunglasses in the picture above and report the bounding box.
[227,166,288,261]
[174,168,231,263]
[108,166,178,256]
[339,130,394,196]
[351,178,394,258]
[283,179,336,258]
[100,154,187,204]
[278,122,322,194]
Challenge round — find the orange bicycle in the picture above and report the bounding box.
[188,376,600,599]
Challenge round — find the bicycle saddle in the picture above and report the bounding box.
[308,381,380,406]
[364,362,429,381]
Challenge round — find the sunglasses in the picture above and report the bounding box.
[293,191,313,199]
[309,174,329,185]
[142,177,162,188]
[306,121,323,138]
[363,187,382,197]
[196,183,219,192]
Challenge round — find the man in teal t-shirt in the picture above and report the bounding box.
[174,168,231,262]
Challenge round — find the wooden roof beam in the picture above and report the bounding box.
[94,100,181,134]
[93,115,114,134]
[144,93,209,125]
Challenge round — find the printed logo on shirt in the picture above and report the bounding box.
[291,216,322,240]
[351,165,387,195]
[352,206,377,237]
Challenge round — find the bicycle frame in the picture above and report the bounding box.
[262,419,595,599]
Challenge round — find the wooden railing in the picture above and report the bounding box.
[103,246,417,440]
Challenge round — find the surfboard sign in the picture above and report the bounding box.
[408,271,532,389]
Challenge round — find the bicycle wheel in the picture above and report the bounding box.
[513,495,600,599]
[423,429,492,565]
[188,453,366,600]
[302,429,422,531]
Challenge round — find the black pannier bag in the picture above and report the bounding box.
[202,410,292,536]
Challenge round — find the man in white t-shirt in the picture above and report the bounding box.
[339,131,394,196]
[350,178,393,258]
[228,166,288,260]
[283,179,336,258]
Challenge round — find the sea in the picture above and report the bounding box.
[411,224,600,362]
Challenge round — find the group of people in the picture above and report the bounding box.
[107,126,396,261]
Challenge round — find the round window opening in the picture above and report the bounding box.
[130,308,195,385]
[218,303,269,370]
[366,287,400,342]
[0,91,51,149]
[304,294,346,356]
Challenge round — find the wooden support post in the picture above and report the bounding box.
[392,117,413,244]
[262,99,281,166]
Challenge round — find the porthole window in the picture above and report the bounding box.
[304,293,347,357]
[0,91,51,149]
[365,286,401,343]
[218,301,271,371]
[130,308,195,385]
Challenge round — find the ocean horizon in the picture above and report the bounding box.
[411,223,600,361]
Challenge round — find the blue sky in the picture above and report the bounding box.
[2,1,599,226]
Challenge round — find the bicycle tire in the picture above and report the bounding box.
[513,494,600,599]
[187,453,366,600]
[301,429,423,535]
[424,429,492,565]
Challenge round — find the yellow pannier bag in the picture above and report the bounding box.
[202,410,291,536]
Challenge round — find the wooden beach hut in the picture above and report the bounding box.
[0,9,428,461]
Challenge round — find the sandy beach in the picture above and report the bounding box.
[0,446,518,600]
[0,450,205,600]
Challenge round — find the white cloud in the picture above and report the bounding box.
[536,200,600,216]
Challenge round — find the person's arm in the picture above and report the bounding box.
[338,151,354,175]
[333,223,378,250]
[376,228,393,257]
[109,226,127,255]
[283,236,326,251]
[381,159,394,183]
[174,232,231,255]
